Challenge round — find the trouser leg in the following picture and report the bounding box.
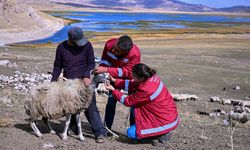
[85,93,107,138]
[129,107,135,126]
[104,92,117,129]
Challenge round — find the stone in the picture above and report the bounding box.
[0,60,10,67]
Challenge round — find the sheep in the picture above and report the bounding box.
[24,73,106,141]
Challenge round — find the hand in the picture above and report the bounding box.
[83,78,91,86]
[108,74,116,83]
[94,66,108,74]
[104,80,115,91]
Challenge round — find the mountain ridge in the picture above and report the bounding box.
[49,0,215,12]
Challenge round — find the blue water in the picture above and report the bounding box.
[27,11,250,44]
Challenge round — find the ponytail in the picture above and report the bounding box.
[147,68,156,77]
[132,63,156,80]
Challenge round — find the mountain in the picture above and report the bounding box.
[219,6,250,13]
[49,0,215,12]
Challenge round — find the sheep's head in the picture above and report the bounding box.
[90,72,108,89]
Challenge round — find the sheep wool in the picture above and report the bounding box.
[24,79,93,121]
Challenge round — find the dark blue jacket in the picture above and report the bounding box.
[51,41,95,81]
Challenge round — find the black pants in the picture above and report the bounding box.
[70,93,107,138]
[104,92,117,129]
[104,91,134,129]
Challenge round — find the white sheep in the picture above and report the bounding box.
[24,73,106,141]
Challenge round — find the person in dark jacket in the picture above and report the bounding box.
[94,35,141,132]
[50,26,106,143]
[105,63,179,147]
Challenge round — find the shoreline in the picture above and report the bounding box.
[1,8,250,46]
[37,6,250,17]
[0,22,64,47]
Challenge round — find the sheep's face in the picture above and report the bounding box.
[91,73,108,88]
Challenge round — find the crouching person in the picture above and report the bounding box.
[104,63,179,147]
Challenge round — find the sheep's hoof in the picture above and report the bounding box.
[50,130,56,134]
[79,136,85,142]
[59,133,67,140]
[35,133,43,137]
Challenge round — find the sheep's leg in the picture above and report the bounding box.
[60,114,71,140]
[76,112,85,141]
[30,121,43,137]
[42,117,56,134]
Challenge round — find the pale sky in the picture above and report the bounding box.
[178,0,250,8]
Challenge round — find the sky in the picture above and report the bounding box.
[178,0,250,8]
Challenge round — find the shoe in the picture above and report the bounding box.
[152,132,172,147]
[159,132,172,143]
[152,139,165,147]
[95,135,105,143]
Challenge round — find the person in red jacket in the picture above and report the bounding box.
[94,35,141,130]
[104,63,179,147]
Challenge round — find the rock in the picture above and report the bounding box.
[221,99,231,105]
[209,96,221,102]
[228,111,248,123]
[172,94,198,101]
[14,71,21,75]
[233,85,240,90]
[223,119,230,126]
[240,101,250,107]
[42,143,54,149]
[0,60,10,67]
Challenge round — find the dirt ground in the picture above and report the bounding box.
[0,34,250,150]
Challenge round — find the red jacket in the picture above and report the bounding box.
[99,38,141,79]
[112,75,179,139]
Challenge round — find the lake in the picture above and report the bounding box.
[27,11,250,44]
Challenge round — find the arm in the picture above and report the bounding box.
[107,54,140,79]
[99,43,112,67]
[83,42,95,78]
[115,79,135,92]
[51,45,63,82]
[112,88,150,107]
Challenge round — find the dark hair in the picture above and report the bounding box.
[132,63,156,80]
[117,35,133,52]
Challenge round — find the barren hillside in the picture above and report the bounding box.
[0,0,64,45]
